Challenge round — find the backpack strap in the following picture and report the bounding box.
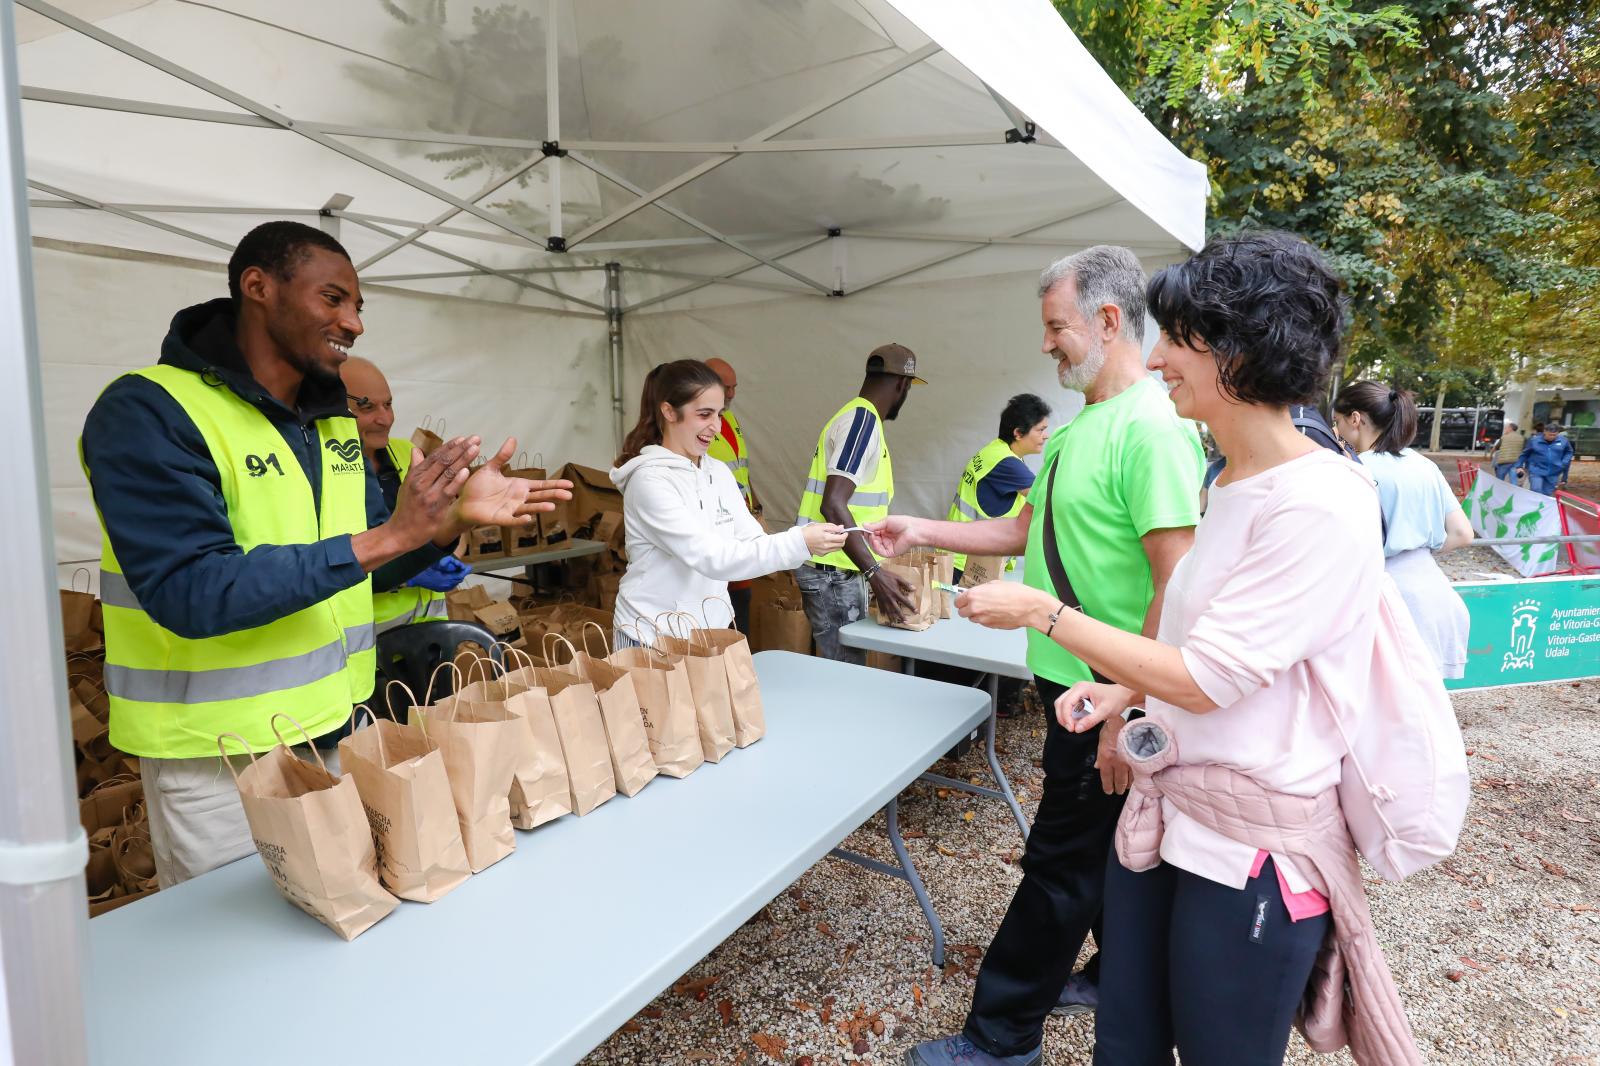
[1040,456,1111,684]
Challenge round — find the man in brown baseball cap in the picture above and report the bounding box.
[792,343,924,657]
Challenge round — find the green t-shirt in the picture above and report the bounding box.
[1024,376,1204,686]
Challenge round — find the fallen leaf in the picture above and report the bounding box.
[853,1038,871,1055]
[817,920,836,938]
[795,1057,814,1066]
[1475,751,1503,763]
[1446,971,1465,982]
[1459,956,1491,972]
[1542,858,1570,878]
[620,1021,643,1033]
[962,811,975,822]
[1466,898,1485,911]
[641,1008,663,1020]
[936,789,951,799]
[673,975,721,1000]
[1553,1006,1569,1019]
[717,999,736,1027]
[792,1000,813,1012]
[842,942,860,967]
[935,844,957,857]
[901,829,928,839]
[796,898,814,913]
[752,1033,788,1062]
[913,984,924,1009]
[1558,809,1592,824]
[685,1052,715,1062]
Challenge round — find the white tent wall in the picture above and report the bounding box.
[34,241,613,587]
[625,265,1104,529]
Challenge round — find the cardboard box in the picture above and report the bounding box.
[560,463,623,529]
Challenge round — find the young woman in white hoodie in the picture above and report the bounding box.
[609,360,846,646]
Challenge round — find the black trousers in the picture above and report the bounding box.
[964,677,1126,1055]
[1093,854,1329,1066]
[729,584,753,636]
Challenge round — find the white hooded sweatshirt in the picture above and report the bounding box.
[610,445,811,641]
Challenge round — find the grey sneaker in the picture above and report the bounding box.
[903,1034,1042,1066]
[1050,970,1099,1017]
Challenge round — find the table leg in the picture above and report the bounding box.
[983,674,1030,841]
[828,798,946,967]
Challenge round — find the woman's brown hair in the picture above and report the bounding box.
[614,359,725,466]
[1333,380,1418,455]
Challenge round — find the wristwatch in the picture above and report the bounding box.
[862,563,882,582]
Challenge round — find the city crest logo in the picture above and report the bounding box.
[1501,598,1540,671]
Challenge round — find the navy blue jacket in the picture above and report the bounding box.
[81,299,442,640]
[1517,434,1575,481]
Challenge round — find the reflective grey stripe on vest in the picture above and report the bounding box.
[99,570,142,611]
[104,637,349,704]
[801,478,889,509]
[344,623,376,654]
[723,458,750,471]
[374,598,444,635]
[951,497,981,520]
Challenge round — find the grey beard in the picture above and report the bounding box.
[1058,342,1107,392]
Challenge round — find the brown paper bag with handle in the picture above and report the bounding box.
[454,651,573,829]
[220,718,399,941]
[521,655,616,816]
[871,554,941,631]
[410,415,445,458]
[608,624,704,778]
[338,702,470,903]
[692,600,766,748]
[60,568,102,654]
[409,665,523,872]
[558,629,657,797]
[656,613,737,763]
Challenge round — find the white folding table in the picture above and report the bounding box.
[85,652,988,1066]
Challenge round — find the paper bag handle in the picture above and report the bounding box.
[383,678,420,722]
[496,641,537,673]
[70,567,93,593]
[464,651,508,692]
[701,596,736,630]
[424,660,464,706]
[216,733,257,783]
[579,620,612,658]
[270,713,330,775]
[545,633,581,668]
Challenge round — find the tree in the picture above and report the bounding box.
[1056,0,1600,397]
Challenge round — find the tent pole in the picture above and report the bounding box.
[607,263,624,449]
[546,0,562,250]
[0,3,91,1063]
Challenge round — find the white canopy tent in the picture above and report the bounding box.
[0,1,1204,1061]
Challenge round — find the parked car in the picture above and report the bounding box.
[1413,408,1504,452]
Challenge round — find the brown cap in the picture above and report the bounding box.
[865,343,926,385]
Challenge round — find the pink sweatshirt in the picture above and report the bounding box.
[1146,449,1384,902]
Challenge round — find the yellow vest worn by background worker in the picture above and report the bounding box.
[706,409,753,509]
[371,441,448,634]
[87,365,375,759]
[946,438,1027,572]
[797,397,893,570]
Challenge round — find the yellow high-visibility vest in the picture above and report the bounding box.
[85,365,373,759]
[706,409,753,509]
[946,438,1027,571]
[372,441,448,634]
[797,398,893,571]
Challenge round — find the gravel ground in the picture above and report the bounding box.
[581,678,1600,1066]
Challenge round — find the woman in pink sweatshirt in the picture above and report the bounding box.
[959,232,1408,1065]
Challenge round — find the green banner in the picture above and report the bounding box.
[1449,575,1600,690]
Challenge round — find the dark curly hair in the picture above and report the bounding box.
[998,393,1051,443]
[228,221,351,307]
[1146,231,1347,407]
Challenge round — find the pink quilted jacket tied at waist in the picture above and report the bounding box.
[1115,718,1422,1066]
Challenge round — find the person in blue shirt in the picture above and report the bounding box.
[1516,423,1575,495]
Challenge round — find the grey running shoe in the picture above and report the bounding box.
[1050,970,1099,1018]
[903,1034,1042,1066]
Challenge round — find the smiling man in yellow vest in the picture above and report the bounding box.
[80,221,570,887]
[794,345,921,661]
[341,355,465,633]
[704,357,765,634]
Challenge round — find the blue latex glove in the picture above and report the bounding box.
[405,555,470,592]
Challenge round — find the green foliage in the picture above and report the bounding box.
[1058,0,1600,397]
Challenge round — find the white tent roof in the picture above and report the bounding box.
[16,0,1206,317]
